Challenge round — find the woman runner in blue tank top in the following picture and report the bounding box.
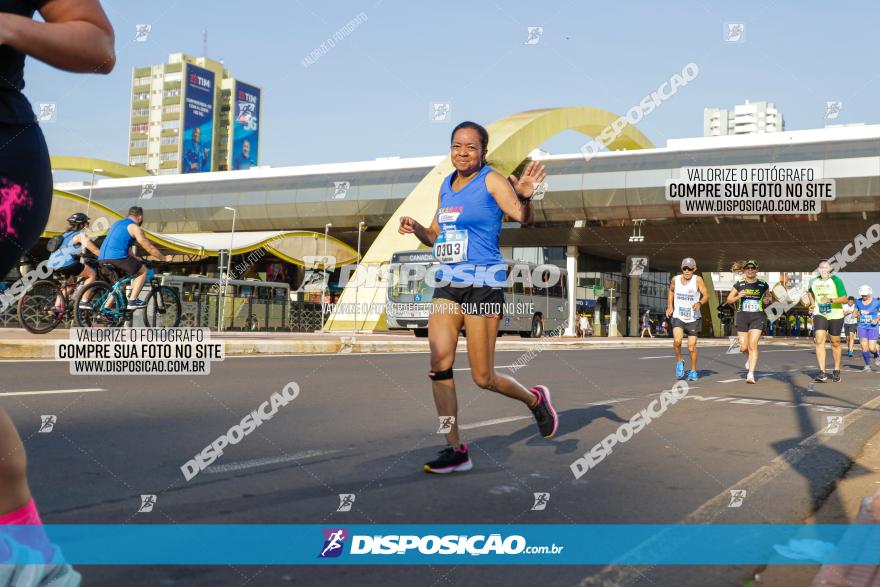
[398,121,559,474]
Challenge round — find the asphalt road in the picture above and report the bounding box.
[2,342,879,587]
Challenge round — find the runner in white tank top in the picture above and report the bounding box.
[665,257,709,382]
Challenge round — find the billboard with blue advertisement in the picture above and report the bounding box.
[231,81,260,170]
[182,63,215,173]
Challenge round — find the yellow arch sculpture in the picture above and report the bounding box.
[44,189,359,266]
[324,106,654,331]
[50,156,148,179]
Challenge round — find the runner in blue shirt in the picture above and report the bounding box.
[853,285,880,372]
[399,121,556,474]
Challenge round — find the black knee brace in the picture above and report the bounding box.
[429,368,454,381]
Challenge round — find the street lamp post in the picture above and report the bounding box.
[354,221,366,331]
[86,168,104,217]
[217,206,237,332]
[321,223,332,330]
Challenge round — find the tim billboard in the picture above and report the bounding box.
[232,82,260,170]
[182,63,215,173]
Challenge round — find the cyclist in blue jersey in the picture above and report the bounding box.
[47,212,100,308]
[98,206,172,308]
[399,121,556,474]
[853,285,880,373]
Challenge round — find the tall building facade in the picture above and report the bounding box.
[128,53,262,175]
[704,100,784,137]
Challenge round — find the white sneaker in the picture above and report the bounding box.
[746,372,756,384]
[875,356,880,367]
[863,365,872,373]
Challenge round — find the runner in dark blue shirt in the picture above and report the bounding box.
[399,121,556,474]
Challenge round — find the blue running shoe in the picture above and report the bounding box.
[127,299,146,309]
[687,370,698,381]
[675,360,685,379]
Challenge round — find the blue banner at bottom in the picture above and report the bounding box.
[2,524,880,565]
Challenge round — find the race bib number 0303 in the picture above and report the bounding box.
[433,230,468,263]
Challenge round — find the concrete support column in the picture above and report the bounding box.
[702,271,721,337]
[564,245,577,336]
[629,275,640,337]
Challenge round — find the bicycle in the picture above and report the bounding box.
[17,273,85,334]
[17,258,103,334]
[73,260,182,328]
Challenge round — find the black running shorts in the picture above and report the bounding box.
[670,317,701,336]
[432,284,505,317]
[104,256,143,278]
[735,311,766,333]
[0,123,53,280]
[813,315,844,337]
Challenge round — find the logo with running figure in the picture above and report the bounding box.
[728,489,747,508]
[824,101,843,120]
[430,102,451,123]
[36,103,57,123]
[822,415,844,435]
[38,415,57,433]
[138,494,157,513]
[319,528,348,558]
[724,22,745,43]
[437,416,455,434]
[140,182,157,200]
[627,256,649,277]
[524,26,544,45]
[337,494,355,512]
[134,24,151,42]
[726,335,743,354]
[531,492,550,511]
[333,181,350,200]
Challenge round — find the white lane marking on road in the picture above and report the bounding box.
[0,388,105,397]
[205,449,345,474]
[459,416,532,430]
[640,355,675,359]
[717,378,742,383]
[587,398,635,406]
[578,391,880,587]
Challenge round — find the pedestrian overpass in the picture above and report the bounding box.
[52,107,880,334]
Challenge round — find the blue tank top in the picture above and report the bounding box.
[99,218,135,260]
[855,298,880,326]
[434,165,505,286]
[47,230,79,269]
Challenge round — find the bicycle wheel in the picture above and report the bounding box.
[143,286,181,327]
[74,281,126,327]
[17,279,64,334]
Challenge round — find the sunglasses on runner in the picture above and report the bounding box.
[681,266,695,271]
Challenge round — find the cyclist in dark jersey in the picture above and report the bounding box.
[726,260,773,384]
[0,3,113,581]
[399,121,556,474]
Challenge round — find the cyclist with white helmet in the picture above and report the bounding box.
[853,285,880,372]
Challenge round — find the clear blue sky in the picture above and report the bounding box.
[23,0,880,167]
